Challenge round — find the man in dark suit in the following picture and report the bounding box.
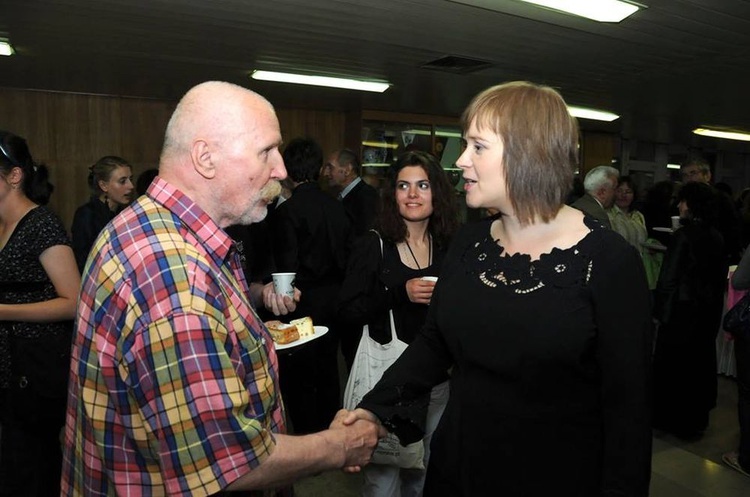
[323,149,379,236]
[271,138,353,434]
[572,165,619,229]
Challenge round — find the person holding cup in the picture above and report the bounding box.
[338,150,459,496]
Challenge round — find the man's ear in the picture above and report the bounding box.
[191,140,216,179]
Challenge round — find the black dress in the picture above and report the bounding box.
[652,219,726,435]
[359,216,654,497]
[71,196,115,273]
[0,206,73,497]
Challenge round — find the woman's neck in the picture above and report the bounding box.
[0,194,36,224]
[100,195,117,212]
[492,206,587,260]
[405,220,430,245]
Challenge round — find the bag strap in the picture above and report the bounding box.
[369,229,399,344]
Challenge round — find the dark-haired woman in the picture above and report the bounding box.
[338,150,458,496]
[337,82,653,496]
[71,156,134,272]
[0,130,80,495]
[653,181,726,437]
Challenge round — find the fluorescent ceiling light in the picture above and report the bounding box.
[0,41,13,57]
[403,129,463,138]
[693,127,750,142]
[517,0,640,23]
[567,106,619,122]
[667,163,681,170]
[251,70,389,93]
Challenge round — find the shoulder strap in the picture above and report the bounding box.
[369,229,398,343]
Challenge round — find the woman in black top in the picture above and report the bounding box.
[71,156,134,272]
[0,130,80,496]
[338,150,458,496]
[653,182,726,436]
[337,82,653,497]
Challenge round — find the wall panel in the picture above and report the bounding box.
[0,89,353,233]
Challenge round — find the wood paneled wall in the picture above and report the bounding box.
[0,88,356,231]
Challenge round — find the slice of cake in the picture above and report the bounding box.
[290,316,314,338]
[265,320,300,345]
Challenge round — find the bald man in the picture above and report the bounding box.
[61,82,383,496]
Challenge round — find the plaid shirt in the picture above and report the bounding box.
[61,177,285,496]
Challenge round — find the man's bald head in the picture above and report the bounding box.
[160,81,273,167]
[157,81,286,227]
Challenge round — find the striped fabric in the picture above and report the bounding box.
[61,177,285,496]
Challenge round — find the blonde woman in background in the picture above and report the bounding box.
[71,155,134,272]
[608,176,647,249]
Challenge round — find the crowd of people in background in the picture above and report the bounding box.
[0,78,749,496]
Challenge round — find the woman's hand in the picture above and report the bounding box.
[405,278,436,305]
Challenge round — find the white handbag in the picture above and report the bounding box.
[342,309,425,469]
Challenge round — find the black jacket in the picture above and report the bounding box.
[341,179,379,236]
[71,197,115,273]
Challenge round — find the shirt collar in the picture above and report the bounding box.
[146,176,234,264]
[339,176,362,199]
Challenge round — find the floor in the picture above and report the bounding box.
[294,375,750,496]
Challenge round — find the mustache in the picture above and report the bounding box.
[260,180,282,202]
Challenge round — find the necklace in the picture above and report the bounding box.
[404,234,432,270]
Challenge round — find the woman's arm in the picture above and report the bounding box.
[653,230,688,324]
[0,244,80,322]
[591,237,653,496]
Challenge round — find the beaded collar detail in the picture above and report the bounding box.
[463,219,599,294]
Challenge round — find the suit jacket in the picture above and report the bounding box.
[572,193,611,229]
[271,182,353,324]
[341,179,379,236]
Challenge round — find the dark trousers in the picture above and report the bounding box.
[0,385,66,497]
[736,324,750,471]
[278,328,341,434]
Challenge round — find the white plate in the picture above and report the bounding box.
[652,227,674,233]
[274,326,329,350]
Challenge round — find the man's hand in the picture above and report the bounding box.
[329,409,387,472]
[261,282,301,316]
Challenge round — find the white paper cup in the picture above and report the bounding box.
[421,276,438,282]
[671,216,681,230]
[272,272,296,298]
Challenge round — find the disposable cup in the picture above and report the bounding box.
[272,272,296,298]
[421,276,438,282]
[671,216,681,230]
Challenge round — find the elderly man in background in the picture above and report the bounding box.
[323,149,379,236]
[572,165,619,229]
[61,81,382,497]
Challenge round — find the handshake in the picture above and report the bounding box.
[327,408,387,472]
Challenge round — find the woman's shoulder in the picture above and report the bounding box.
[21,206,70,247]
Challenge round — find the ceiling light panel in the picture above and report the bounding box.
[516,0,641,23]
[251,70,390,93]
